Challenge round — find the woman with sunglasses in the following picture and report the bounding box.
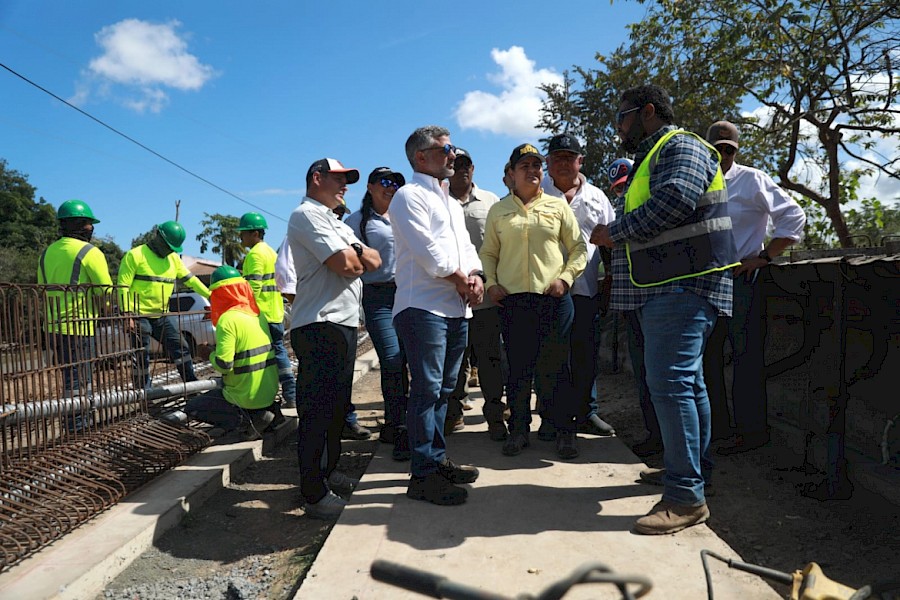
[345,167,411,460]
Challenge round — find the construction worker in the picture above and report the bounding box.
[186,266,278,441]
[117,220,210,388]
[237,212,297,409]
[38,199,113,406]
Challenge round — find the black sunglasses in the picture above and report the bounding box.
[616,106,641,124]
[422,144,456,155]
[715,144,737,156]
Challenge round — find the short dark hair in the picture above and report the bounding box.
[621,85,675,125]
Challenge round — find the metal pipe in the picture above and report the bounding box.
[0,379,220,425]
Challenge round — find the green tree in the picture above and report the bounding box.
[196,213,243,267]
[539,0,900,247]
[0,159,57,251]
[130,229,157,249]
[93,235,126,277]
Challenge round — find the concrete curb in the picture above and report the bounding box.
[0,348,381,600]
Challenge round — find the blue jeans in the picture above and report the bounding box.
[292,322,357,503]
[572,294,601,421]
[638,289,717,506]
[501,293,576,434]
[52,334,94,394]
[362,284,407,429]
[267,322,297,404]
[623,311,659,441]
[703,273,766,438]
[136,315,196,388]
[394,308,468,477]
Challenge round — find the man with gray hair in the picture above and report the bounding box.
[389,125,485,506]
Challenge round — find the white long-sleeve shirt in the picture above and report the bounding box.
[542,173,615,297]
[724,163,806,260]
[389,172,482,319]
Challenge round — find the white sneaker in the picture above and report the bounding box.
[304,491,347,520]
[327,471,360,494]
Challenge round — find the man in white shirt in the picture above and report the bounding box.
[288,158,382,520]
[703,121,806,455]
[390,125,484,506]
[445,147,507,441]
[542,133,617,445]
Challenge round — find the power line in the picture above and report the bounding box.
[0,61,287,223]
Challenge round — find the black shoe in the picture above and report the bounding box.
[240,410,275,441]
[392,429,410,461]
[437,458,479,484]
[556,431,579,459]
[632,436,664,458]
[281,396,297,409]
[537,420,557,442]
[444,414,465,435]
[379,425,398,444]
[577,414,616,436]
[342,422,372,441]
[487,421,508,442]
[502,432,530,456]
[265,410,287,433]
[406,473,468,505]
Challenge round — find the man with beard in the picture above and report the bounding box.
[390,126,484,506]
[591,84,739,535]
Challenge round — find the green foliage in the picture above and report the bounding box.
[93,235,125,277]
[540,0,900,247]
[130,229,157,249]
[0,159,57,251]
[0,246,41,284]
[196,213,243,267]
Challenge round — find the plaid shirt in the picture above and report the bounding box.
[608,125,733,316]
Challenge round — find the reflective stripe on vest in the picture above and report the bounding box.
[624,129,739,287]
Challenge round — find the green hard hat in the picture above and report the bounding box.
[210,265,242,286]
[157,220,186,253]
[57,199,100,224]
[236,212,268,231]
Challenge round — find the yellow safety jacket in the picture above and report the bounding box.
[38,237,113,335]
[624,129,739,287]
[117,244,210,315]
[241,241,283,325]
[209,275,278,409]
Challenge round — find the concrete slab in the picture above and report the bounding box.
[298,391,780,600]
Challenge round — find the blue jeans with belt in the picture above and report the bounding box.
[394,308,468,477]
[362,283,407,429]
[500,293,576,435]
[638,289,717,507]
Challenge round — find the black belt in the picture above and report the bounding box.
[365,281,396,288]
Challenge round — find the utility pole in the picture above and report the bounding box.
[175,199,181,221]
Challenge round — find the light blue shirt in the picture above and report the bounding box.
[345,208,396,284]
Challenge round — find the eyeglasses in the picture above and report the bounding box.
[616,106,641,124]
[421,144,456,155]
[379,178,400,190]
[715,144,737,156]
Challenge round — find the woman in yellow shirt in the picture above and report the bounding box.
[480,143,587,459]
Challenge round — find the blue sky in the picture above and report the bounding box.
[1,1,650,260]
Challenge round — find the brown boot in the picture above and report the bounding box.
[634,501,709,535]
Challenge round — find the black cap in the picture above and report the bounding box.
[453,147,472,164]
[306,158,360,184]
[367,167,406,186]
[706,121,740,149]
[509,143,544,168]
[547,133,583,155]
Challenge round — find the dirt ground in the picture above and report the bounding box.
[100,361,899,599]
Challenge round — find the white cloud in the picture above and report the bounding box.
[73,19,216,113]
[454,46,563,138]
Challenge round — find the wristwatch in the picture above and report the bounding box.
[758,249,772,264]
[472,270,487,284]
[350,242,364,257]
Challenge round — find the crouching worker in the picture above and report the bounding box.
[187,266,280,441]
